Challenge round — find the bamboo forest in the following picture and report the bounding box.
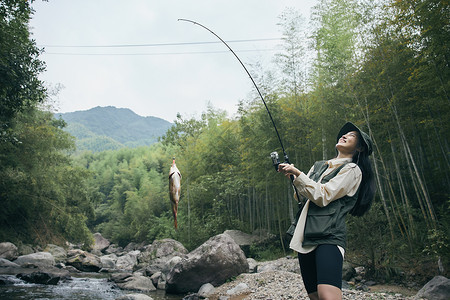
[1,0,448,285]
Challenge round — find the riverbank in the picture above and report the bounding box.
[208,270,420,300]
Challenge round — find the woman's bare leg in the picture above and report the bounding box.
[317,284,342,300]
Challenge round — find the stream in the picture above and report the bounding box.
[0,275,184,300]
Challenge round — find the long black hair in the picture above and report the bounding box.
[349,131,376,216]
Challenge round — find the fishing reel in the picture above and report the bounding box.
[270,151,280,171]
[271,151,291,172]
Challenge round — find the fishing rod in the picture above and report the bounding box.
[178,18,301,200]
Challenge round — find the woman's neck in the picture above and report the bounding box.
[336,152,354,159]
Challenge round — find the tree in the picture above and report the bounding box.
[0,0,46,129]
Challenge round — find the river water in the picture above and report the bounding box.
[0,275,184,300]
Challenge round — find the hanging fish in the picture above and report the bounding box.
[169,158,181,229]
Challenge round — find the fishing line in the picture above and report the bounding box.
[178,18,301,201]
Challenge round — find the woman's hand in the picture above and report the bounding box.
[278,163,301,179]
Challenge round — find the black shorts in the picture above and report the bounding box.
[298,244,343,294]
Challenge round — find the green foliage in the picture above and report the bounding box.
[0,109,93,246]
[0,0,46,127]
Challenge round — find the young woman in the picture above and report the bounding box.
[278,122,376,300]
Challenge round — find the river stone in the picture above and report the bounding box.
[13,252,55,268]
[415,275,450,300]
[342,261,356,281]
[138,239,188,267]
[198,283,215,297]
[116,274,156,292]
[115,293,154,300]
[100,253,117,269]
[17,244,34,256]
[111,272,133,283]
[247,258,257,273]
[105,244,123,255]
[66,249,102,272]
[116,250,140,271]
[226,282,249,295]
[166,233,249,294]
[0,258,20,268]
[0,242,18,261]
[93,233,111,252]
[17,270,63,285]
[44,244,67,263]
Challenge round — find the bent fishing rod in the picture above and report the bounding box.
[178,18,301,201]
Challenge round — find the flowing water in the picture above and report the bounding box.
[0,275,184,300]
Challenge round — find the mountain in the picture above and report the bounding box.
[55,106,173,152]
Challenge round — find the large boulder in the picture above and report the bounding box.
[13,252,55,268]
[0,242,18,261]
[415,275,450,300]
[116,250,140,271]
[93,233,110,252]
[166,234,249,294]
[66,249,102,272]
[138,239,188,268]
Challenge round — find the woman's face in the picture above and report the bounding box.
[336,131,360,156]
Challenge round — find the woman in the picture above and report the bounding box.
[278,122,376,300]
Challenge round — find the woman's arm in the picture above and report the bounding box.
[281,164,361,207]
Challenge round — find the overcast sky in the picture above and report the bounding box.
[30,0,317,122]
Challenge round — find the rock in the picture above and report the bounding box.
[0,275,18,285]
[110,272,133,283]
[124,242,146,252]
[13,252,55,268]
[66,249,102,272]
[181,294,201,300]
[17,244,34,256]
[93,233,111,252]
[17,269,69,285]
[0,242,18,261]
[198,282,215,297]
[224,229,277,256]
[44,244,67,263]
[163,256,182,273]
[137,239,188,268]
[342,261,356,281]
[105,244,123,255]
[116,273,156,293]
[247,258,257,273]
[415,275,450,300]
[226,282,249,295]
[0,258,20,268]
[223,230,261,246]
[116,250,140,271]
[100,254,117,269]
[166,233,249,294]
[150,271,161,286]
[115,293,154,300]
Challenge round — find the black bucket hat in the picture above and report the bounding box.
[337,122,373,155]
